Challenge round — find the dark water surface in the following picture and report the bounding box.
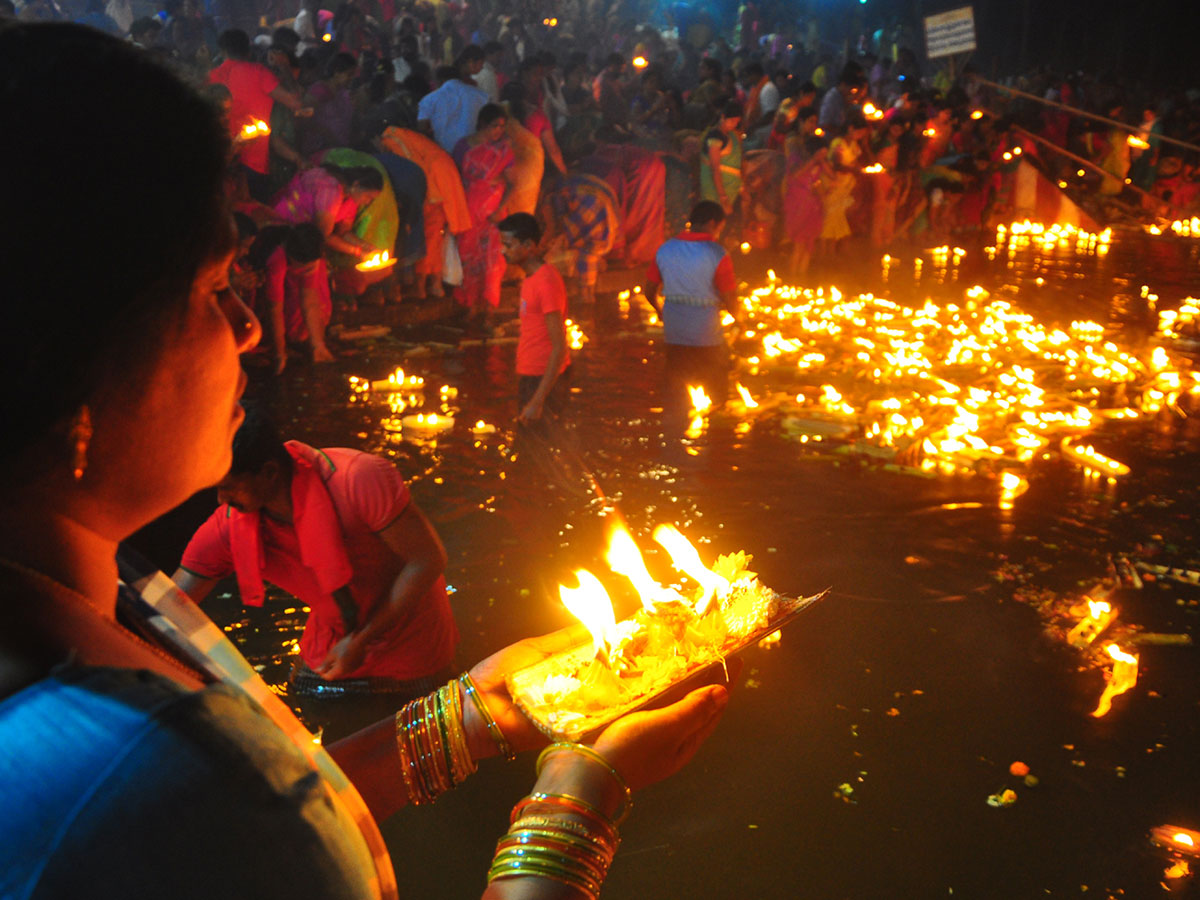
[142,230,1200,898]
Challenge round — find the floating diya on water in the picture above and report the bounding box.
[356,249,397,272]
[371,366,425,392]
[1067,595,1118,648]
[471,419,497,435]
[400,412,455,433]
[1090,643,1139,718]
[1151,826,1200,858]
[506,522,825,740]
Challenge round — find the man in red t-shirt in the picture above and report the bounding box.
[209,29,310,200]
[172,409,458,706]
[499,212,572,425]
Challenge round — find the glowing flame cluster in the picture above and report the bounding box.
[1090,643,1139,718]
[557,523,744,662]
[731,275,1195,477]
[1146,217,1200,238]
[240,118,270,140]
[356,249,394,271]
[996,220,1111,255]
[565,318,588,350]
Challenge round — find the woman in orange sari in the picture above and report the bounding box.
[377,125,471,299]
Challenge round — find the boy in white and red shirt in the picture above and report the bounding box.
[498,212,572,426]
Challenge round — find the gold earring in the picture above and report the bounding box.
[70,406,93,481]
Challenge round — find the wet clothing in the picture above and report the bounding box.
[181,442,458,681]
[646,231,736,347]
[516,262,570,377]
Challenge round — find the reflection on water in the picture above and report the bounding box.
[212,228,1200,898]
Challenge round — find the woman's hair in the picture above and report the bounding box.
[321,163,385,191]
[476,102,508,130]
[327,50,357,77]
[499,81,528,123]
[0,24,232,458]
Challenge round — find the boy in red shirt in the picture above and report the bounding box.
[498,212,572,426]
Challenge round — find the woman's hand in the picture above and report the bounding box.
[593,682,730,793]
[466,625,591,756]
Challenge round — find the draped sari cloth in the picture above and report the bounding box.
[503,117,545,216]
[379,126,472,279]
[457,137,514,310]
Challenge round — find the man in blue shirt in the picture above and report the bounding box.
[416,46,488,153]
[644,200,739,418]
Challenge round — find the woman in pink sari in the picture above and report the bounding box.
[455,103,516,323]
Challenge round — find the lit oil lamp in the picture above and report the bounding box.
[356,249,397,272]
[1151,826,1200,859]
[400,412,455,433]
[862,163,885,174]
[505,523,824,740]
[1066,596,1117,647]
[239,118,270,141]
[371,366,425,392]
[685,384,712,439]
[1090,643,1138,717]
[1127,134,1150,150]
[471,419,497,435]
[632,55,648,69]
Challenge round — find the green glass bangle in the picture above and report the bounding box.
[489,853,601,895]
[459,672,516,760]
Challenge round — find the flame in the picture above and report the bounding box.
[632,55,648,68]
[559,569,618,659]
[357,249,393,271]
[1087,599,1111,619]
[971,109,984,120]
[652,524,730,614]
[1165,860,1191,879]
[862,163,885,173]
[735,383,759,409]
[1127,134,1150,149]
[1177,833,1197,848]
[605,523,676,611]
[240,118,270,139]
[1090,644,1139,717]
[688,385,712,415]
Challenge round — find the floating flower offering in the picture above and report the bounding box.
[356,249,397,271]
[507,523,824,740]
[731,264,1197,476]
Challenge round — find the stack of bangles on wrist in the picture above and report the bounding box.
[393,679,477,805]
[487,743,633,899]
[393,674,516,805]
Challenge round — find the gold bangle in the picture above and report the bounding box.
[459,672,516,760]
[536,743,633,826]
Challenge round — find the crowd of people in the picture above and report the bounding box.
[3,4,1200,895]
[7,0,1198,372]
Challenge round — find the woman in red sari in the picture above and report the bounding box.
[455,104,516,324]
